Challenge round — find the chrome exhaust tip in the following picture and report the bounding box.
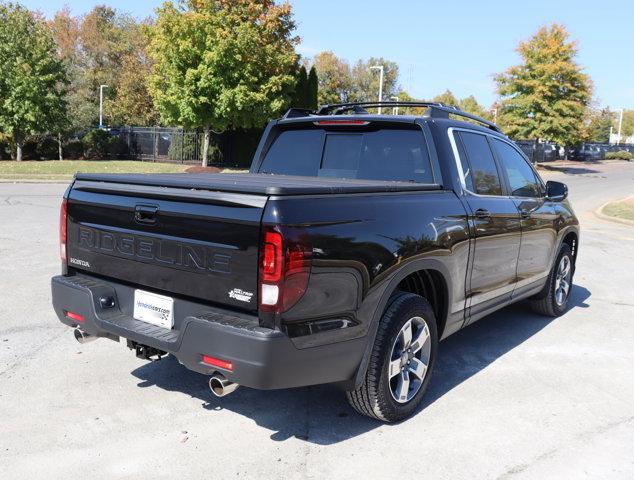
[73,328,98,344]
[209,373,239,397]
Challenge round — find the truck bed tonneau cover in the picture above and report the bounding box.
[74,173,441,196]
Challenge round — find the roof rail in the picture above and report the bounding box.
[313,101,501,133]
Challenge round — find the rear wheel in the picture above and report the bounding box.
[346,292,438,422]
[530,244,574,316]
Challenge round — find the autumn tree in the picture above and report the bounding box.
[105,22,158,126]
[583,107,612,143]
[313,51,352,105]
[149,0,298,166]
[49,6,153,130]
[495,24,592,145]
[0,3,68,160]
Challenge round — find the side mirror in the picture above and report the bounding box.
[546,180,568,202]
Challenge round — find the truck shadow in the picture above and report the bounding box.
[131,284,591,445]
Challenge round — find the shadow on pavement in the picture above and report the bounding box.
[563,167,601,175]
[131,284,591,445]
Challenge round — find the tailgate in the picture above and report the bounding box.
[65,179,266,311]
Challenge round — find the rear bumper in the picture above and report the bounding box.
[51,275,366,390]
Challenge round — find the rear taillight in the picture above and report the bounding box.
[60,198,68,262]
[259,227,311,314]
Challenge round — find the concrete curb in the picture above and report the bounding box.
[594,196,634,227]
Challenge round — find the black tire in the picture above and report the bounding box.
[346,292,438,422]
[530,243,574,317]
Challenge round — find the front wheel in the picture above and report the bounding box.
[530,243,574,316]
[346,292,438,422]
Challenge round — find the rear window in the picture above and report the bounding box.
[259,128,434,183]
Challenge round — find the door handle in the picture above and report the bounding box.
[134,205,158,224]
[519,209,531,219]
[474,208,491,219]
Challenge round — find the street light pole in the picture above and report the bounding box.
[99,85,108,129]
[390,96,399,115]
[617,108,624,145]
[370,65,384,114]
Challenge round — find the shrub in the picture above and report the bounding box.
[36,136,59,159]
[83,129,112,159]
[63,139,84,159]
[0,139,10,159]
[21,137,39,160]
[108,136,129,159]
[604,150,633,161]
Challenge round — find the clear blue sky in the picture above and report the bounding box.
[22,0,634,109]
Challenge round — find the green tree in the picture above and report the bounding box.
[459,95,488,118]
[0,3,68,160]
[149,0,298,166]
[614,109,634,140]
[495,24,592,145]
[432,89,459,106]
[292,65,308,108]
[307,65,318,109]
[349,57,399,105]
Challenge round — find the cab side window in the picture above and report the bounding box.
[492,138,542,198]
[458,131,503,196]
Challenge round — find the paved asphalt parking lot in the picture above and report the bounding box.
[1,162,633,479]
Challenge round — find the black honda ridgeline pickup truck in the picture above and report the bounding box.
[52,102,579,422]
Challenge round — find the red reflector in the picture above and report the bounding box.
[315,119,369,126]
[201,355,233,371]
[65,311,84,322]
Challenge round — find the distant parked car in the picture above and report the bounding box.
[568,145,602,161]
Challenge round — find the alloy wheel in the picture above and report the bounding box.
[388,316,431,403]
[554,255,572,306]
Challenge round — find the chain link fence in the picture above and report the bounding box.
[114,127,261,168]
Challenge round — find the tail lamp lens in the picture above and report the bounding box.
[259,228,311,314]
[60,199,68,262]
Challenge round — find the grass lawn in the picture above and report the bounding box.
[602,198,634,222]
[0,160,189,180]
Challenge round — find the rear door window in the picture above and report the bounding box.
[259,127,434,183]
[492,138,543,197]
[458,131,503,196]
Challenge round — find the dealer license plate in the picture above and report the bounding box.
[133,289,174,329]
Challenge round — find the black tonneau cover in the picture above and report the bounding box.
[74,173,441,196]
